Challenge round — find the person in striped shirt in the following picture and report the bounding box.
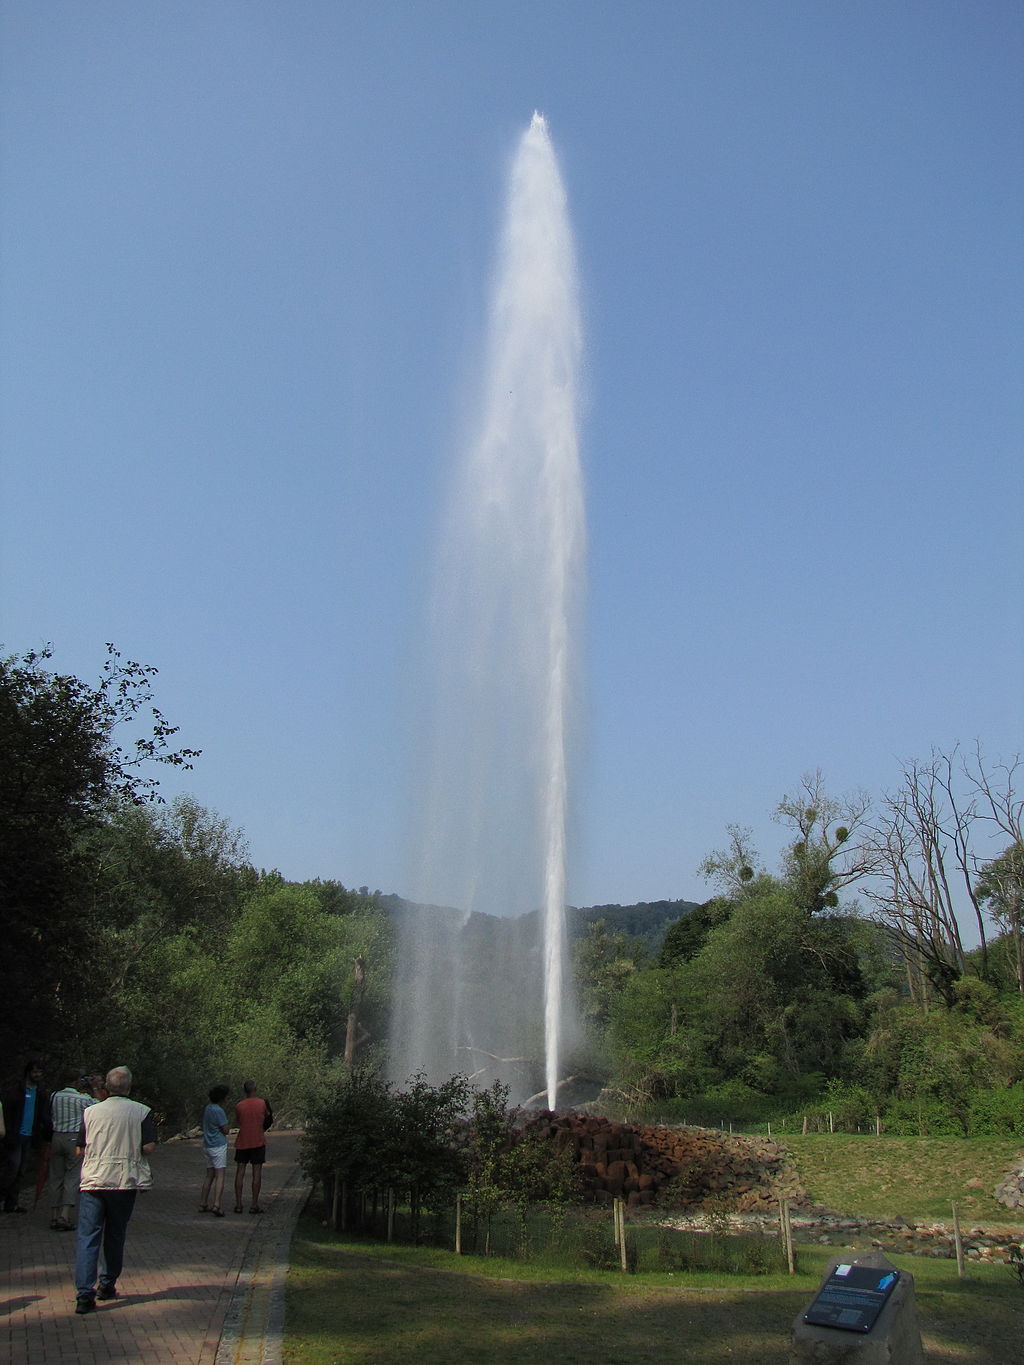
[49,1071,97,1230]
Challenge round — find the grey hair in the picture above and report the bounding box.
[105,1066,133,1095]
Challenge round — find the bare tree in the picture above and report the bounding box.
[863,747,1019,1007]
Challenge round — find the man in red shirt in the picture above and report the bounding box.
[233,1080,273,1214]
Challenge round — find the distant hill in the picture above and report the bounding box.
[380,894,699,959]
[568,900,700,956]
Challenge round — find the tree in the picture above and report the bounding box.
[572,919,638,1032]
[697,824,761,895]
[773,771,874,914]
[976,843,1024,994]
[0,644,200,1062]
[863,747,1019,1007]
[659,899,732,967]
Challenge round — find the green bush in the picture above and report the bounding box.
[965,1085,1024,1137]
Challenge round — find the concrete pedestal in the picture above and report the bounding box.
[789,1251,923,1363]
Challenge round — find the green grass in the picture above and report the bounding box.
[283,1136,1024,1362]
[284,1219,1024,1364]
[783,1134,1024,1224]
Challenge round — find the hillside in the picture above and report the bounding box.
[380,894,699,958]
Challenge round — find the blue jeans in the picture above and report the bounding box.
[74,1190,137,1295]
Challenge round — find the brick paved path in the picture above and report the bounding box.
[0,1130,309,1365]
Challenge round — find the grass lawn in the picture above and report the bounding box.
[781,1134,1024,1225]
[283,1135,1024,1362]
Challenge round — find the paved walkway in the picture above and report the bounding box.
[0,1130,310,1365]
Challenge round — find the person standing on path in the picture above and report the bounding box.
[199,1083,230,1215]
[1,1061,50,1213]
[73,1065,156,1315]
[49,1070,96,1230]
[233,1080,272,1214]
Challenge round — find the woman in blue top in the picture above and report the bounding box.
[199,1084,230,1215]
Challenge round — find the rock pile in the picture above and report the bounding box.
[994,1159,1024,1211]
[525,1112,803,1211]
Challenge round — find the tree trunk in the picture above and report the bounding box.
[344,955,367,1069]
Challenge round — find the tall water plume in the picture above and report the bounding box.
[391,114,584,1108]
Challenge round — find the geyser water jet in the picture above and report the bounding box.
[391,113,584,1109]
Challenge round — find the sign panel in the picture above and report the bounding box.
[803,1264,901,1334]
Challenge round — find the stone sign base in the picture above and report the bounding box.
[790,1251,923,1363]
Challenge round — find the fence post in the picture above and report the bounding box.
[779,1196,796,1275]
[455,1193,463,1254]
[952,1202,966,1279]
[614,1197,629,1272]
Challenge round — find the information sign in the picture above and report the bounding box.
[803,1263,901,1334]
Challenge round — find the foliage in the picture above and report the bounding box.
[573,918,639,1031]
[0,644,200,1064]
[9,649,1024,1153]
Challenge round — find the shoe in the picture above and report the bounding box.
[199,1204,209,1213]
[75,1295,96,1315]
[211,1207,225,1217]
[234,1204,243,1213]
[96,1284,118,1301]
[249,1206,264,1214]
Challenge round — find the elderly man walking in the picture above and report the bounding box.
[73,1066,156,1315]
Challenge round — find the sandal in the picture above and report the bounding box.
[199,1205,209,1213]
[234,1204,243,1213]
[212,1207,225,1217]
[250,1206,264,1214]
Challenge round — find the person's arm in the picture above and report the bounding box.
[76,1116,87,1157]
[141,1110,157,1155]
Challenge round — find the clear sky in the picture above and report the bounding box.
[2,2,1021,909]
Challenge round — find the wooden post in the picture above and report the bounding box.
[802,1114,808,1135]
[828,1111,834,1134]
[615,1197,628,1272]
[952,1202,966,1279]
[779,1197,795,1275]
[876,1113,882,1137]
[455,1193,462,1254]
[767,1120,772,1138]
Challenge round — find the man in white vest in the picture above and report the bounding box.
[73,1066,156,1315]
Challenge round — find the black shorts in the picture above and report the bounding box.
[234,1146,266,1165]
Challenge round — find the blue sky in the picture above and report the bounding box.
[2,2,1021,908]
